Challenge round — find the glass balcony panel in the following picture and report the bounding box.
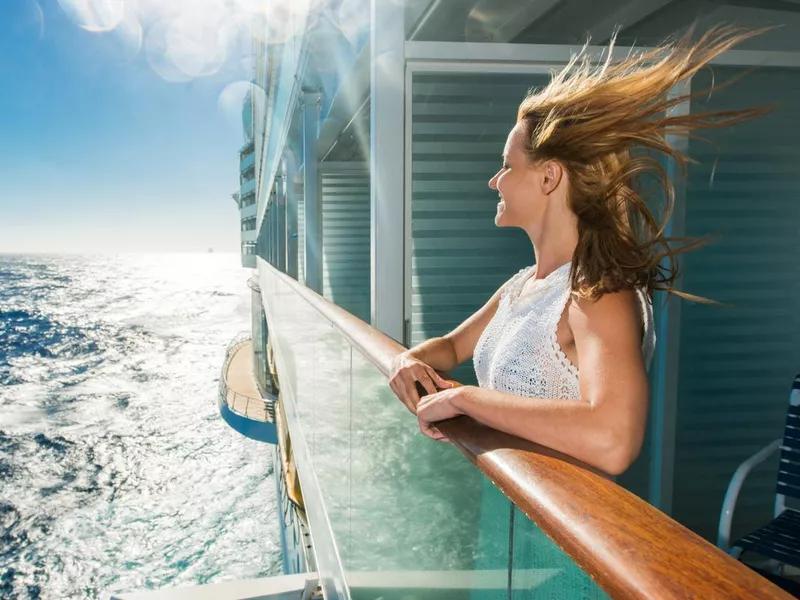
[241,178,256,196]
[345,349,510,599]
[510,506,608,599]
[241,151,256,171]
[263,270,617,600]
[304,311,353,560]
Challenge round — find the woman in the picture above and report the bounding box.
[389,26,770,476]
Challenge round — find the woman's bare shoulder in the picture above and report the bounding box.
[567,288,642,343]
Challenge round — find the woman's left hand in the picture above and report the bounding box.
[416,385,474,442]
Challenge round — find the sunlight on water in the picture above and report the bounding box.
[0,254,280,600]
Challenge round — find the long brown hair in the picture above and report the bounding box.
[517,25,774,302]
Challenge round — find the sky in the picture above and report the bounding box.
[0,0,257,253]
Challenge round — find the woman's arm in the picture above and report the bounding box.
[409,282,507,370]
[390,283,507,412]
[416,289,649,475]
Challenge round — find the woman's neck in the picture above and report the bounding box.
[528,219,578,281]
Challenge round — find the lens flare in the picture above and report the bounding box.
[329,0,370,46]
[27,0,46,40]
[59,0,356,82]
[231,0,264,15]
[218,81,252,126]
[251,0,318,47]
[144,19,194,83]
[218,81,267,136]
[164,9,234,79]
[57,0,124,33]
[114,8,143,60]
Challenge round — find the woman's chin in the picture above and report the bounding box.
[494,207,509,227]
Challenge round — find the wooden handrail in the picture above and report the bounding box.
[265,263,792,600]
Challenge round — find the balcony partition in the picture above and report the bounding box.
[669,65,800,540]
[258,259,789,600]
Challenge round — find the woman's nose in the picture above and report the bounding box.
[488,173,499,190]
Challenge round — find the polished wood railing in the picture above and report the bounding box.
[266,263,792,600]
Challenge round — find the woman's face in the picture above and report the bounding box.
[488,124,546,229]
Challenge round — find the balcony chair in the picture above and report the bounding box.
[718,373,800,596]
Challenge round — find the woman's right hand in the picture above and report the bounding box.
[389,352,452,414]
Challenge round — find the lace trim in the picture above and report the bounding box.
[499,266,534,306]
[506,262,572,310]
[475,261,655,398]
[551,288,580,379]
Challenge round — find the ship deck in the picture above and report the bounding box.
[224,341,272,422]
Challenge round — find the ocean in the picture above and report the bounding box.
[0,253,280,599]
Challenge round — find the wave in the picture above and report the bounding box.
[0,254,277,599]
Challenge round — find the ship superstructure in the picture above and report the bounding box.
[116,1,800,598]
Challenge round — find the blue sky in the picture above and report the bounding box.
[0,0,252,253]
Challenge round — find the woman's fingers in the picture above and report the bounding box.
[419,418,450,443]
[389,355,456,414]
[419,417,437,439]
[389,357,455,444]
[391,377,416,413]
[429,369,453,390]
[400,379,419,414]
[400,368,435,411]
[415,369,439,397]
[388,358,454,415]
[430,425,450,443]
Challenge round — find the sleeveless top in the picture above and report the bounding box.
[473,263,656,400]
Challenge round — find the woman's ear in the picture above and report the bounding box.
[541,161,564,195]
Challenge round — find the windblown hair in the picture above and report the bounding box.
[517,25,773,302]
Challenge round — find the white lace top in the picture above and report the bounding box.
[473,263,656,400]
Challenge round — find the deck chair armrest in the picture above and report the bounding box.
[717,438,782,552]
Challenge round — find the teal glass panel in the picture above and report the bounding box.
[510,507,608,599]
[263,270,512,598]
[261,271,350,596]
[307,311,354,562]
[263,271,612,599]
[347,348,510,600]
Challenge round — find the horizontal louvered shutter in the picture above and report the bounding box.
[409,72,544,384]
[298,186,305,285]
[321,166,371,323]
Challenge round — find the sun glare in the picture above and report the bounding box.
[56,0,334,83]
[58,0,125,32]
[56,0,369,131]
